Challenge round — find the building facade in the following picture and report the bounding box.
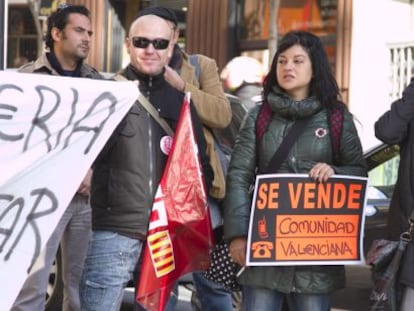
[6,0,414,149]
[6,1,350,80]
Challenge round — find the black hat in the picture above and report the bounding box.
[136,6,178,26]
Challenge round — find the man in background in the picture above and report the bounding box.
[12,4,101,311]
[136,6,234,311]
[221,55,264,110]
[375,79,414,310]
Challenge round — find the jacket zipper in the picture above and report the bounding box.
[147,77,154,199]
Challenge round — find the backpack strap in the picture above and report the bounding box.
[189,54,201,82]
[113,73,174,137]
[255,100,272,141]
[328,104,344,165]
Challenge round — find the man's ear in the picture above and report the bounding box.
[166,42,174,61]
[173,28,179,44]
[125,37,131,55]
[51,27,61,42]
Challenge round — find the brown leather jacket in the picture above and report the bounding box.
[18,52,102,79]
[178,51,232,199]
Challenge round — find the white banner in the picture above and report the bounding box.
[0,71,138,310]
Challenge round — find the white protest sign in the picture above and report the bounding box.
[0,71,138,310]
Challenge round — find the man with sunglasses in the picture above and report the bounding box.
[11,5,102,311]
[79,13,213,311]
[136,6,235,311]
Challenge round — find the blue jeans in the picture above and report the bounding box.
[11,194,91,311]
[242,285,331,311]
[80,230,143,311]
[192,272,233,311]
[164,283,178,311]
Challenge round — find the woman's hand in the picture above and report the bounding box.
[229,237,247,266]
[309,162,334,183]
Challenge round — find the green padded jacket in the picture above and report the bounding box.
[223,87,367,294]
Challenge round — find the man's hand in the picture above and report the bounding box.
[164,65,185,92]
[77,168,92,196]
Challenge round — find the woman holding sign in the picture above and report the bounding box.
[223,30,367,311]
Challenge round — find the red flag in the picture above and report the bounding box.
[136,94,214,311]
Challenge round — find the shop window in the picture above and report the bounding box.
[239,0,338,71]
[7,6,40,68]
[241,0,337,40]
[9,6,38,35]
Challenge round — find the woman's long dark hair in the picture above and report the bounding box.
[263,30,342,107]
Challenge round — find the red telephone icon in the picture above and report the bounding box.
[258,216,269,238]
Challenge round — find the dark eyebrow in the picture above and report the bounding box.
[74,26,93,36]
[279,54,306,59]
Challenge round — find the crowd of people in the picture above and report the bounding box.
[7,3,414,311]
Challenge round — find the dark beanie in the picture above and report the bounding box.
[136,6,178,26]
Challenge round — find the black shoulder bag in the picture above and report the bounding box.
[367,211,414,310]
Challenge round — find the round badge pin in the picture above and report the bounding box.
[160,136,173,155]
[315,128,328,138]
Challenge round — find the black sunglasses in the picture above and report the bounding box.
[131,37,170,50]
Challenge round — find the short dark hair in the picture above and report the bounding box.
[45,5,90,51]
[263,30,341,107]
[136,6,178,27]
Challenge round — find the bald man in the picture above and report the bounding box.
[79,14,213,311]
